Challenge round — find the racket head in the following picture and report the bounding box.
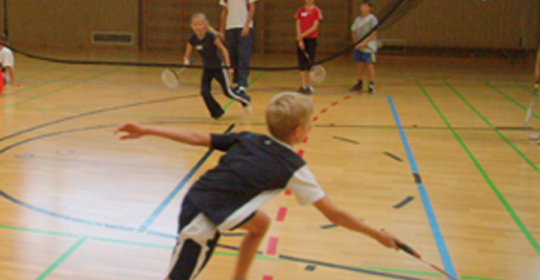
[161,68,179,88]
[310,65,327,84]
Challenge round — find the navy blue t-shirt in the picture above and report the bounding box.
[188,31,223,69]
[185,132,325,230]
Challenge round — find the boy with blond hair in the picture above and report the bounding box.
[115,92,401,280]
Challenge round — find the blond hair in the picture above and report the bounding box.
[191,13,219,35]
[266,92,314,142]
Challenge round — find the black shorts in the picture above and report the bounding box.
[297,38,318,71]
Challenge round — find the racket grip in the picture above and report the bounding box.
[397,242,418,257]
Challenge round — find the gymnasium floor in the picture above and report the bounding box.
[1,50,539,280]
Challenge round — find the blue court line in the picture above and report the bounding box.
[387,96,458,280]
[136,123,236,232]
[0,190,135,231]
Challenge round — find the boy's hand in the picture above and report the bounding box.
[298,41,305,51]
[183,58,191,66]
[241,27,250,37]
[115,122,147,140]
[357,42,367,50]
[376,229,401,250]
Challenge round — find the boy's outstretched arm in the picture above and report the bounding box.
[313,196,400,249]
[115,122,211,147]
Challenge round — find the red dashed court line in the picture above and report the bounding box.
[263,275,274,280]
[266,236,279,256]
[276,93,355,266]
[276,207,288,222]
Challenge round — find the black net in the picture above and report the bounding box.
[1,0,538,69]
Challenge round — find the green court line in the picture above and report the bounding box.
[0,223,509,279]
[224,73,263,110]
[4,68,121,109]
[461,276,507,280]
[418,81,540,256]
[91,237,172,249]
[0,224,81,238]
[35,236,88,280]
[352,264,442,277]
[1,67,94,99]
[18,66,68,80]
[444,81,540,175]
[485,82,540,121]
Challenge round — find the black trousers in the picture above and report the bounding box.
[200,68,250,119]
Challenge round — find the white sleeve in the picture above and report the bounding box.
[2,49,14,68]
[249,0,258,3]
[351,18,357,31]
[286,166,326,205]
[219,0,227,7]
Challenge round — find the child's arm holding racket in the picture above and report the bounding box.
[115,122,211,147]
[296,19,305,50]
[215,37,233,75]
[313,196,401,249]
[183,43,193,66]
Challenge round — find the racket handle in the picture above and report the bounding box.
[397,242,418,257]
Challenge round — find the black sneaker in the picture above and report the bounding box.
[307,86,314,94]
[350,81,363,91]
[368,82,375,94]
[298,86,310,94]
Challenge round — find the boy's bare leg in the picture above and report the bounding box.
[357,62,365,80]
[367,63,375,83]
[232,211,270,280]
[300,71,308,88]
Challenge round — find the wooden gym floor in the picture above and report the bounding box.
[0,49,539,280]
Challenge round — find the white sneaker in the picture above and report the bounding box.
[530,133,540,140]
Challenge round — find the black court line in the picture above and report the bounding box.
[279,255,424,280]
[0,94,199,143]
[384,152,403,162]
[0,190,135,231]
[148,230,425,280]
[320,224,338,229]
[0,121,230,230]
[316,124,539,131]
[332,136,359,145]
[393,196,415,209]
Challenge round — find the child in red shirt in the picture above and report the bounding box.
[295,0,322,94]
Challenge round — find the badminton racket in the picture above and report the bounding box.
[525,82,539,128]
[300,48,326,84]
[161,59,195,88]
[397,242,459,280]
